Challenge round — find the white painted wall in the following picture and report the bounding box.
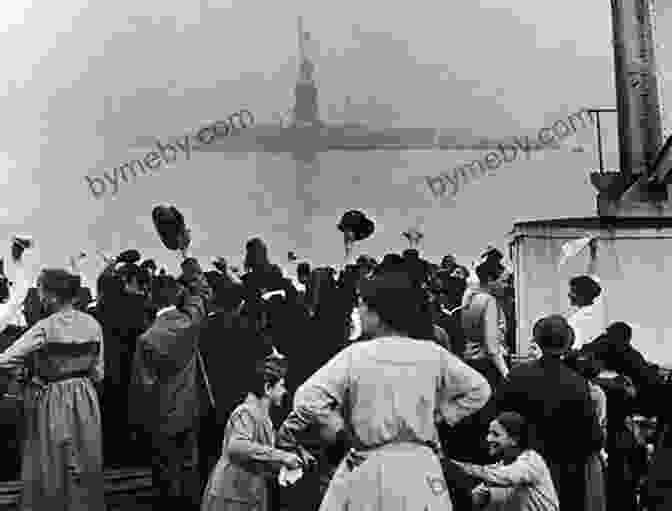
[511,221,672,367]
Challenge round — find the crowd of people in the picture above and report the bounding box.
[0,210,670,511]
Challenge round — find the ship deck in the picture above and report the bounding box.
[0,467,155,511]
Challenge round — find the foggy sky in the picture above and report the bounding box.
[2,0,672,273]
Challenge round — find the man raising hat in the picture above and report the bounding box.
[129,207,213,510]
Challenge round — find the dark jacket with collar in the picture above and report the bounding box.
[128,258,212,436]
[493,355,602,511]
[495,355,603,462]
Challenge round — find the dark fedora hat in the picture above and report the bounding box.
[152,205,189,251]
[532,314,575,355]
[337,210,375,242]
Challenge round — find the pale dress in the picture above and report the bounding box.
[452,450,559,511]
[0,309,105,511]
[201,393,290,511]
[290,336,492,511]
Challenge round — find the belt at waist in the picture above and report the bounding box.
[346,441,438,471]
[38,370,92,384]
[358,439,437,453]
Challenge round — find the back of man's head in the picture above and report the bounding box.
[154,276,182,310]
[606,321,632,346]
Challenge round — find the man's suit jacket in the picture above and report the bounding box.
[494,355,602,511]
[128,258,212,436]
[198,309,259,426]
[495,355,603,463]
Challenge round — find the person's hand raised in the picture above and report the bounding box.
[282,452,303,470]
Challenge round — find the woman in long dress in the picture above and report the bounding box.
[277,271,492,511]
[0,268,105,511]
[201,352,305,511]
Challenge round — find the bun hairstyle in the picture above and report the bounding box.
[359,271,425,335]
[38,269,82,303]
[569,275,602,305]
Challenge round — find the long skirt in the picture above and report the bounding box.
[20,378,105,511]
[319,443,453,511]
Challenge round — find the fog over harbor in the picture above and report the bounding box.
[2,1,672,274]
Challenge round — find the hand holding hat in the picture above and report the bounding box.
[117,249,141,265]
[152,205,191,256]
[338,210,375,260]
[337,210,375,242]
[11,235,33,263]
[402,227,424,249]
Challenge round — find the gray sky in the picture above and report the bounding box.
[2,0,672,273]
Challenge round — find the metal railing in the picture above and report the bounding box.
[586,108,618,174]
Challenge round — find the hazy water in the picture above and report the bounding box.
[73,143,598,275]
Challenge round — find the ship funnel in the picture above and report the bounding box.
[611,0,662,180]
[595,0,668,215]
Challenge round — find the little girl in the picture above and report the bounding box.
[201,352,305,511]
[449,411,559,511]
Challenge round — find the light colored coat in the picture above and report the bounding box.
[201,393,289,511]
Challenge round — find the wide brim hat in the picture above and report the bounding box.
[532,314,575,354]
[337,210,375,242]
[152,205,188,251]
[117,249,142,265]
